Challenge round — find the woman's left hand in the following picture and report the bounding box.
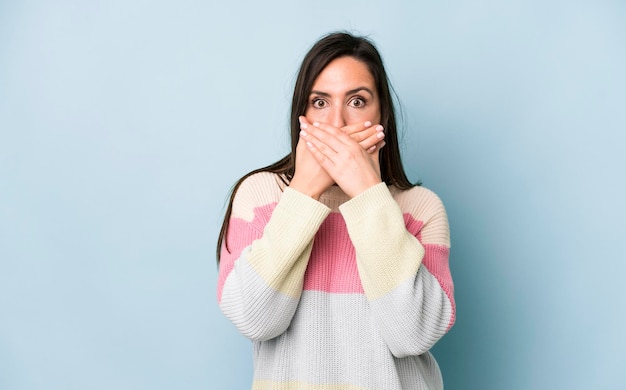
[299,118,382,198]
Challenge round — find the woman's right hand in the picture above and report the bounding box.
[289,119,335,200]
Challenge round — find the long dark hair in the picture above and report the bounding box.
[216,32,417,262]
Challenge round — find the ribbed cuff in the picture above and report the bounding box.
[339,182,396,223]
[279,187,331,227]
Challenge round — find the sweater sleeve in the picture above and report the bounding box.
[218,177,330,341]
[339,183,454,358]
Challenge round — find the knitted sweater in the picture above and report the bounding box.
[217,172,455,390]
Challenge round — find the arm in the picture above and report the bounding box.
[218,176,330,341]
[339,183,455,357]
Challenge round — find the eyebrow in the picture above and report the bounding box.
[310,86,375,97]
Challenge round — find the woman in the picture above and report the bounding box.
[217,32,455,389]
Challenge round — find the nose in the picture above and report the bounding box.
[329,107,347,128]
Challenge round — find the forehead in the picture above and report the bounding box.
[311,56,375,93]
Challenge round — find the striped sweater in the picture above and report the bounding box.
[218,172,455,390]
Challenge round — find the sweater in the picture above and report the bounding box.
[217,171,455,390]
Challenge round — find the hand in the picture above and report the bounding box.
[289,121,335,200]
[299,120,382,198]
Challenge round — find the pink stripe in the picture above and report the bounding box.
[303,213,363,293]
[404,214,456,329]
[422,244,455,330]
[403,214,424,240]
[217,203,276,302]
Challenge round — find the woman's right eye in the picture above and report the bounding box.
[312,98,327,108]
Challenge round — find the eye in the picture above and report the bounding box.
[311,98,327,108]
[349,97,366,108]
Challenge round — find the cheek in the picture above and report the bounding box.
[304,108,324,123]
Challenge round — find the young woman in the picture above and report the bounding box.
[216,32,455,390]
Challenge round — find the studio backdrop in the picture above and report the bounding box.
[1,1,625,389]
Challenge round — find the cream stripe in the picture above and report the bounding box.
[231,171,287,222]
[246,187,330,297]
[340,183,425,299]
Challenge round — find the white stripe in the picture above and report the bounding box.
[220,248,300,341]
[371,266,453,357]
[252,290,443,389]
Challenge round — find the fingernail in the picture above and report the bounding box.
[300,130,308,137]
[364,121,372,127]
[301,123,308,130]
[377,131,385,138]
[306,141,313,148]
[376,125,384,132]
[313,121,320,127]
[367,145,376,153]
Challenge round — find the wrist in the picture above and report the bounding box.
[289,177,324,200]
[346,180,382,199]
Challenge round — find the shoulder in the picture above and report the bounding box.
[390,185,450,245]
[236,171,287,198]
[231,172,287,221]
[390,185,446,216]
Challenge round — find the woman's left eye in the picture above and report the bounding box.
[350,97,366,107]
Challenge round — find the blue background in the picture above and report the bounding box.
[1,0,625,389]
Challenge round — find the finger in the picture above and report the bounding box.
[359,126,385,150]
[300,126,339,161]
[367,140,386,154]
[299,116,311,130]
[342,121,372,136]
[343,121,382,136]
[350,123,384,143]
[304,121,350,151]
[302,134,335,169]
